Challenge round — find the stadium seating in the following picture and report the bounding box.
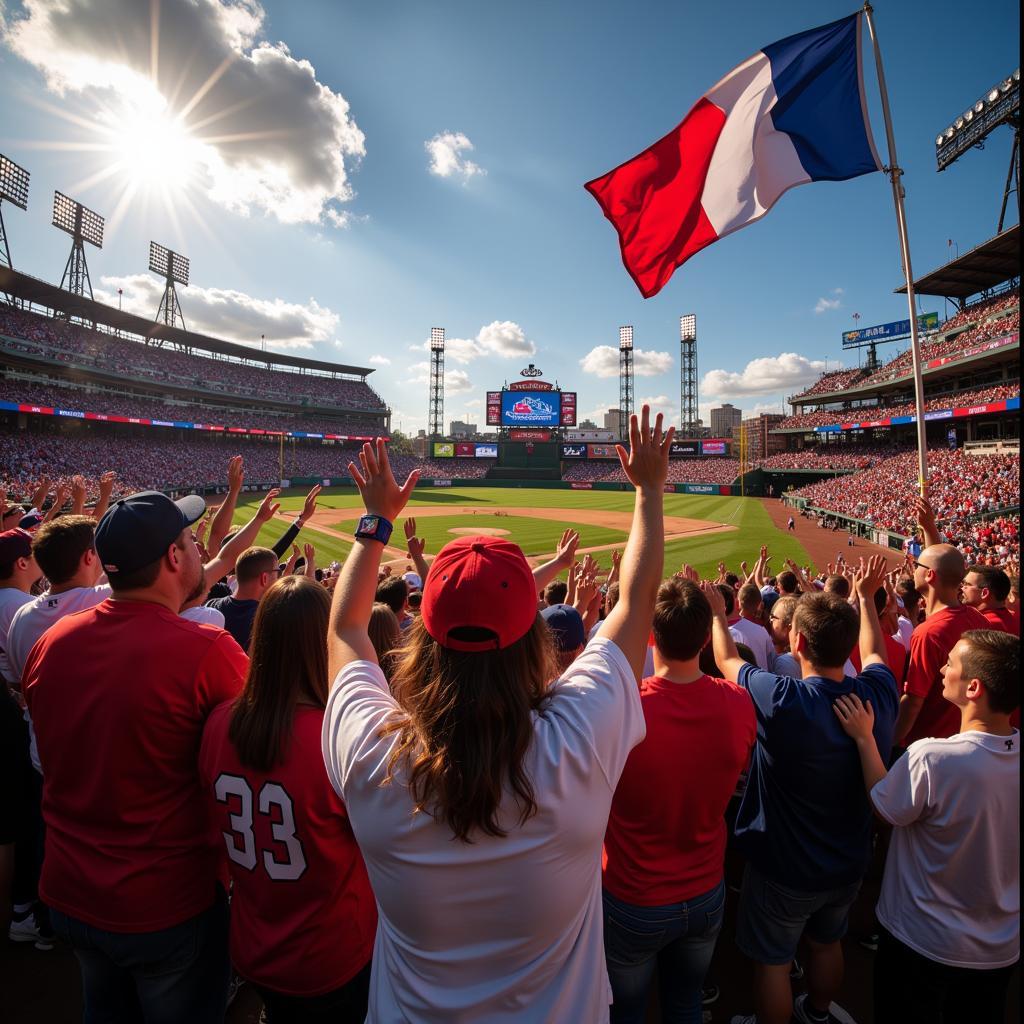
[562,459,741,484]
[0,307,387,411]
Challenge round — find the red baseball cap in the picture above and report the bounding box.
[421,536,537,652]
[0,528,33,564]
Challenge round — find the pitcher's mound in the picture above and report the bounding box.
[447,527,510,536]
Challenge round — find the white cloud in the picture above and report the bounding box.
[368,354,391,366]
[579,345,673,379]
[814,296,842,313]
[95,274,337,350]
[425,131,485,182]
[701,353,833,398]
[3,0,365,224]
[412,320,536,364]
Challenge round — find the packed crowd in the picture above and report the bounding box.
[0,308,387,411]
[790,367,869,401]
[0,377,386,437]
[939,287,1020,333]
[774,381,1019,431]
[563,458,743,485]
[759,445,915,472]
[794,449,1020,555]
[2,412,1018,1024]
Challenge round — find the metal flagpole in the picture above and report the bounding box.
[862,2,929,496]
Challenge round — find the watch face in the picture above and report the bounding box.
[361,516,379,533]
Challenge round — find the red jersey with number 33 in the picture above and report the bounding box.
[199,703,376,996]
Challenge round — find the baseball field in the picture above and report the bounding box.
[230,486,822,578]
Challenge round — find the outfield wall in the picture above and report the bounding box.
[278,476,737,496]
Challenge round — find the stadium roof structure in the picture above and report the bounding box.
[0,265,373,378]
[895,224,1020,299]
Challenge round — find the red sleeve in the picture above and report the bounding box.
[194,633,248,717]
[904,627,940,699]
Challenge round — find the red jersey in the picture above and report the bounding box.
[603,673,755,905]
[982,607,1020,636]
[904,604,991,745]
[199,703,376,996]
[850,634,908,685]
[22,600,247,932]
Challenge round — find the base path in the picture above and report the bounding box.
[294,504,738,570]
[760,498,904,572]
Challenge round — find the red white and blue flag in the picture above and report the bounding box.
[585,13,882,297]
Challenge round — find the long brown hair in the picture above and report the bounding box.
[381,614,557,842]
[229,575,331,771]
[368,602,401,681]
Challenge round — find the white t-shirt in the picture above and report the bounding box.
[0,587,34,683]
[322,637,644,1023]
[729,617,775,670]
[180,605,226,628]
[872,730,1020,968]
[894,616,915,650]
[8,584,112,773]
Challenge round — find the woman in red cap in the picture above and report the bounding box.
[322,407,673,1023]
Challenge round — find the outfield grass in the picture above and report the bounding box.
[333,514,627,558]
[231,487,815,577]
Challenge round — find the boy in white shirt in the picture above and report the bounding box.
[834,629,1019,1024]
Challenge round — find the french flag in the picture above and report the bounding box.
[585,13,882,298]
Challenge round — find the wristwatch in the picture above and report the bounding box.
[354,514,393,545]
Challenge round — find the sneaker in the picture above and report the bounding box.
[792,992,858,1024]
[702,985,721,1005]
[790,958,804,980]
[8,912,54,951]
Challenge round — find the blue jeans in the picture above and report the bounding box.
[603,880,726,1024]
[50,889,230,1024]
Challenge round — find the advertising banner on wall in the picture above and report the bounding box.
[486,391,502,426]
[670,440,700,457]
[842,312,938,349]
[475,443,498,457]
[683,483,719,494]
[701,440,728,455]
[560,391,577,426]
[509,428,551,441]
[432,442,454,457]
[455,442,475,457]
[560,443,587,458]
[570,482,594,490]
[587,443,618,459]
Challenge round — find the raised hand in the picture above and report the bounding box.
[608,548,622,583]
[301,483,322,522]
[31,475,51,510]
[614,405,674,491]
[303,542,316,576]
[404,517,426,558]
[833,693,875,742]
[854,554,888,602]
[256,488,282,524]
[701,579,727,617]
[227,455,244,493]
[348,440,419,522]
[740,560,749,576]
[553,528,580,569]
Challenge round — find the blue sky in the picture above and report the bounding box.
[0,0,1019,434]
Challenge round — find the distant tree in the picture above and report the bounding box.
[388,429,414,455]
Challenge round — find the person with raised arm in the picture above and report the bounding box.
[834,629,1019,1024]
[704,555,899,1024]
[321,408,673,1023]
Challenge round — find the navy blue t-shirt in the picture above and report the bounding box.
[206,596,259,653]
[734,661,898,890]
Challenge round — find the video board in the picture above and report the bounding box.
[486,389,577,427]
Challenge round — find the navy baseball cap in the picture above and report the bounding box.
[541,603,586,653]
[95,490,206,577]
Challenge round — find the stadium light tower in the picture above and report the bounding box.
[52,190,104,299]
[935,68,1020,231]
[0,153,30,270]
[618,326,634,438]
[679,314,698,435]
[428,327,445,439]
[148,241,189,331]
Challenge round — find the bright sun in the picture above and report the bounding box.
[106,105,202,192]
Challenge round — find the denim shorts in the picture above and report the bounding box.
[736,863,861,965]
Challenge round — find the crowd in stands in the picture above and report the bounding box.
[388,456,493,480]
[775,381,1020,431]
[2,411,1018,1024]
[0,377,385,436]
[759,444,915,471]
[0,307,387,411]
[940,287,1020,333]
[794,449,1020,559]
[563,458,742,484]
[790,367,868,401]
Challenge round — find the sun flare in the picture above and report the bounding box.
[104,104,204,194]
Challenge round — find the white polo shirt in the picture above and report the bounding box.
[322,637,644,1023]
[872,729,1020,968]
[729,616,776,671]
